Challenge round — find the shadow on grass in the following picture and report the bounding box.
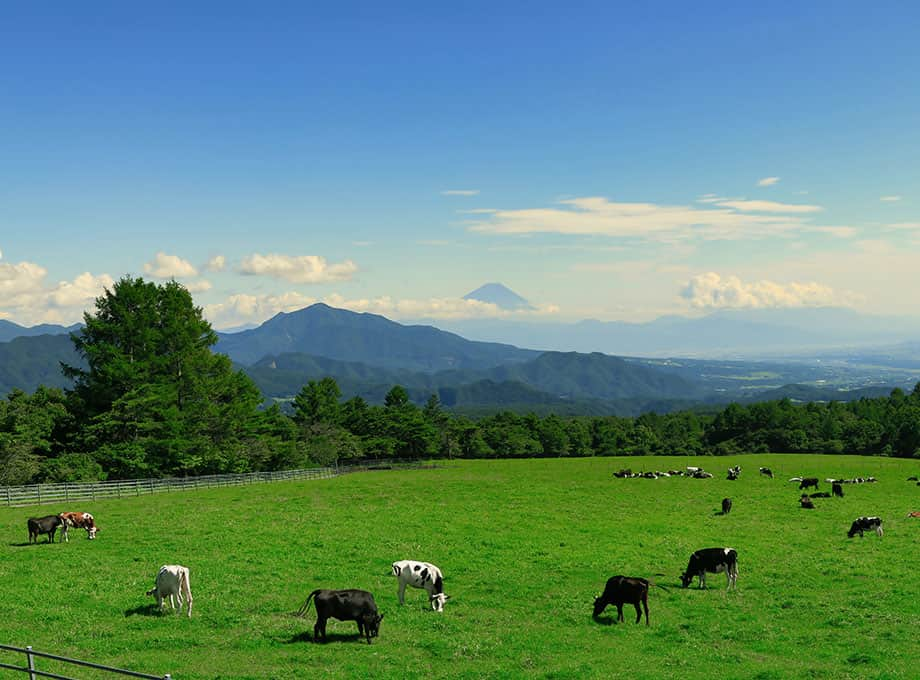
[124,604,163,617]
[591,615,616,626]
[284,631,370,644]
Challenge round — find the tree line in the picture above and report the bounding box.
[2,277,918,485]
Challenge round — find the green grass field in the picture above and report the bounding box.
[2,455,919,679]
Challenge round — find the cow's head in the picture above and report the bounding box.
[592,595,607,618]
[429,593,450,611]
[680,572,693,588]
[87,526,98,540]
[362,613,383,638]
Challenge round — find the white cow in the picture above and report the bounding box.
[391,560,449,611]
[146,565,193,617]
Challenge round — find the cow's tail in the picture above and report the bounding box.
[296,589,321,617]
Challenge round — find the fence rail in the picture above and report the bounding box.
[0,644,170,680]
[1,466,336,508]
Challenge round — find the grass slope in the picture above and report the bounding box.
[1,455,919,679]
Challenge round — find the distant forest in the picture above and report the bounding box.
[2,277,919,485]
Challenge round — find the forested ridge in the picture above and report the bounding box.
[2,277,919,485]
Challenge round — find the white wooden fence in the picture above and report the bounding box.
[1,466,336,508]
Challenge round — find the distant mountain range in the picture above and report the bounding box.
[430,307,920,356]
[0,319,80,343]
[1,303,917,413]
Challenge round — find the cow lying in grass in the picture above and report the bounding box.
[593,575,650,625]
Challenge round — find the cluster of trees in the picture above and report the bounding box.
[2,277,919,485]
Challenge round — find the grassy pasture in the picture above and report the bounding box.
[1,455,918,680]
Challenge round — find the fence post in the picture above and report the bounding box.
[136,480,140,496]
[26,645,37,680]
[6,487,10,506]
[65,484,69,502]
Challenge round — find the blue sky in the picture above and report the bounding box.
[2,2,918,328]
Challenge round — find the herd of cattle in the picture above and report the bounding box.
[22,463,918,644]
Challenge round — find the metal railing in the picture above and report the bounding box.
[1,466,336,508]
[0,645,170,680]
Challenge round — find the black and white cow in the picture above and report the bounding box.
[391,560,449,611]
[27,515,64,544]
[832,482,844,498]
[800,494,815,509]
[759,467,774,478]
[721,498,732,515]
[727,465,741,481]
[681,547,738,589]
[592,575,649,625]
[847,516,883,538]
[296,589,383,644]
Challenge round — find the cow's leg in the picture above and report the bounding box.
[641,595,649,625]
[699,572,705,589]
[397,580,407,605]
[633,602,642,624]
[616,604,624,623]
[876,525,883,537]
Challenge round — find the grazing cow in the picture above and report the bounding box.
[799,477,819,491]
[810,492,831,498]
[27,515,64,544]
[613,469,633,478]
[759,467,774,478]
[592,576,649,625]
[146,565,193,617]
[681,548,738,589]
[297,589,383,644]
[58,511,99,541]
[800,494,815,509]
[847,517,883,538]
[906,511,920,518]
[832,483,844,498]
[692,471,713,479]
[721,498,732,515]
[391,560,449,611]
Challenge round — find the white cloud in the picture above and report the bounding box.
[468,196,822,241]
[441,189,480,196]
[885,222,920,231]
[205,255,226,272]
[185,279,213,293]
[757,176,781,187]
[144,252,198,279]
[680,272,852,310]
[807,226,857,238]
[47,272,114,308]
[0,259,113,325]
[239,253,358,283]
[880,195,902,202]
[711,199,822,214]
[204,291,319,329]
[205,291,559,329]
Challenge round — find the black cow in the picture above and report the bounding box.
[27,515,64,544]
[847,516,883,538]
[680,548,738,589]
[592,576,649,625]
[800,494,815,509]
[759,467,774,478]
[721,498,732,515]
[799,477,819,491]
[296,589,383,644]
[832,482,844,498]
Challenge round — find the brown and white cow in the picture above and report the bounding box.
[58,512,99,541]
